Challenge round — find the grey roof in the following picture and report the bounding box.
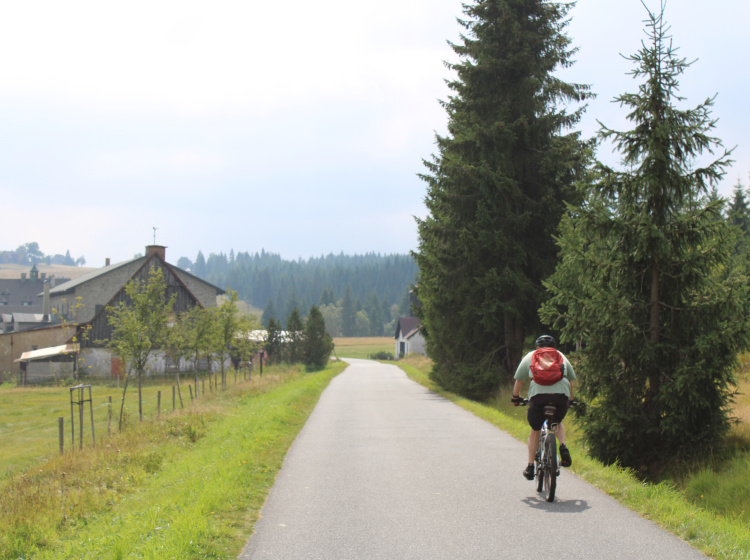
[172,267,226,295]
[0,275,65,313]
[47,255,225,297]
[48,256,142,295]
[395,316,421,340]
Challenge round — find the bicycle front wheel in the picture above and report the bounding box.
[543,432,557,502]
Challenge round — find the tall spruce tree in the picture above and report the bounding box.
[303,305,334,370]
[542,3,750,470]
[340,285,356,337]
[414,0,591,398]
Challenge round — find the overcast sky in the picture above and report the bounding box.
[1,0,747,267]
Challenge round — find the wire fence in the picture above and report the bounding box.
[0,365,258,478]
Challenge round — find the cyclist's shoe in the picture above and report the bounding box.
[523,464,535,480]
[560,444,572,468]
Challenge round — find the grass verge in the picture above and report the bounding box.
[0,361,346,560]
[397,355,750,560]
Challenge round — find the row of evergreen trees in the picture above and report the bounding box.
[177,250,417,336]
[415,0,750,471]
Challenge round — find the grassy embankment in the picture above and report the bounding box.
[0,361,346,560]
[397,352,750,560]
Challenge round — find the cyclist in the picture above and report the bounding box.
[511,335,576,480]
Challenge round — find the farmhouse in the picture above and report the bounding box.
[0,245,225,382]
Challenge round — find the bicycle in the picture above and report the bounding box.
[520,399,576,502]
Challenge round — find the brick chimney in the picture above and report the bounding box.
[146,245,166,261]
[105,258,111,266]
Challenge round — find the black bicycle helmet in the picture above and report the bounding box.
[535,335,556,348]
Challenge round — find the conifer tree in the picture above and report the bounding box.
[340,285,356,337]
[303,305,334,370]
[261,299,277,328]
[285,307,304,363]
[414,0,591,398]
[728,179,750,234]
[542,3,750,469]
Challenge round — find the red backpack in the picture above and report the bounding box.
[530,347,565,385]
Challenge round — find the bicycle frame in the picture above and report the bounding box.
[535,405,559,501]
[519,400,561,502]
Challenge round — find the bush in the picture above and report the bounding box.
[368,351,395,361]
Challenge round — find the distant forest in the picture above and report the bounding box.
[176,250,419,337]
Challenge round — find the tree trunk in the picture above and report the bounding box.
[119,376,130,430]
[503,312,524,378]
[138,373,143,422]
[650,262,660,343]
[646,261,662,411]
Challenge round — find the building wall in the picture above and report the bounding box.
[394,332,427,357]
[25,361,75,384]
[0,325,77,379]
[50,259,145,324]
[79,347,114,378]
[407,333,427,356]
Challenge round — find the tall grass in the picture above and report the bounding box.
[0,377,203,479]
[0,362,346,560]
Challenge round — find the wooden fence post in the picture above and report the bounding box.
[59,417,64,455]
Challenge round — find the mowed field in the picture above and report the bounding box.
[0,263,96,280]
[333,337,395,359]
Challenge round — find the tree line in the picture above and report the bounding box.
[0,242,86,266]
[415,0,750,471]
[177,250,418,337]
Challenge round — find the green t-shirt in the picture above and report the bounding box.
[513,349,576,398]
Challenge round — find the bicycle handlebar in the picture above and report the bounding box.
[513,398,580,408]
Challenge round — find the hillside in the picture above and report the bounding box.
[0,263,96,280]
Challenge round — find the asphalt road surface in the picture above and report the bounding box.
[239,358,706,560]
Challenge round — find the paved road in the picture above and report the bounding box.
[239,359,706,560]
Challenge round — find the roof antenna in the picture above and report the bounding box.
[152,226,158,245]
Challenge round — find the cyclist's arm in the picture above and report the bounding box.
[512,379,524,398]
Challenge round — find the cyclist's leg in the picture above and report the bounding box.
[524,403,545,479]
[553,422,572,467]
[553,422,566,445]
[528,429,540,463]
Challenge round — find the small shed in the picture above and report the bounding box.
[394,317,426,357]
[14,343,79,384]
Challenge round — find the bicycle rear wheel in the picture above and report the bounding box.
[535,435,544,492]
[543,432,557,502]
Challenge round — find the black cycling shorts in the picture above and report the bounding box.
[527,394,569,431]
